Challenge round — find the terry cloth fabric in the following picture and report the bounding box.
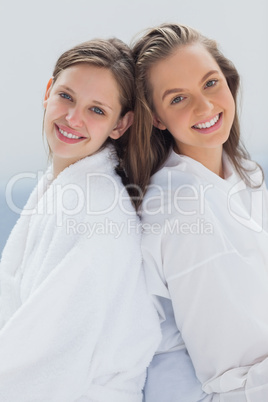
[0,146,161,402]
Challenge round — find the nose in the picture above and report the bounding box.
[65,106,84,128]
[194,94,214,116]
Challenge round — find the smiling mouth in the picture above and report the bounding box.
[58,127,84,139]
[192,113,222,130]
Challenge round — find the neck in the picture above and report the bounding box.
[175,145,224,178]
[52,156,80,179]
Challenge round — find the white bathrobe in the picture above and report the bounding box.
[142,150,268,402]
[0,146,161,402]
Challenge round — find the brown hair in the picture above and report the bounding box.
[45,37,135,186]
[127,23,263,208]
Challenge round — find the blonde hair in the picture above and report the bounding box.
[127,23,263,208]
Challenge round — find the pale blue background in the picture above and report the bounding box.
[0,0,267,253]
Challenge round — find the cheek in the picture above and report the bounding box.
[221,87,235,114]
[85,116,105,131]
[169,109,189,128]
[162,113,187,138]
[46,99,66,117]
[43,110,55,136]
[43,103,60,133]
[225,92,236,122]
[153,99,173,124]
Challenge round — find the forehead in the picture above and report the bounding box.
[56,63,112,82]
[149,43,221,91]
[52,63,122,106]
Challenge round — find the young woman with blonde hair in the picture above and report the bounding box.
[130,23,268,401]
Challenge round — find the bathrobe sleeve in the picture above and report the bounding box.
[0,220,160,402]
[141,165,268,402]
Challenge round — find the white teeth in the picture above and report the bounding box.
[194,114,220,129]
[59,128,81,139]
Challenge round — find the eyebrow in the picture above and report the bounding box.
[93,100,113,111]
[59,85,75,94]
[162,69,220,101]
[57,85,113,110]
[200,70,219,85]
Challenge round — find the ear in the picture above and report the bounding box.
[153,114,167,130]
[110,111,134,139]
[43,77,53,109]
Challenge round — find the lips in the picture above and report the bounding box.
[55,124,86,144]
[59,127,82,139]
[192,113,223,134]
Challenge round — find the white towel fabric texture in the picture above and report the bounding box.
[0,146,161,402]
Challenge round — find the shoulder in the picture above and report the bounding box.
[61,146,120,185]
[142,152,204,225]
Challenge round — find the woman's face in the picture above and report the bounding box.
[148,43,235,161]
[44,63,132,171]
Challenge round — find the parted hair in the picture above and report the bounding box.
[46,37,136,186]
[126,23,263,209]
